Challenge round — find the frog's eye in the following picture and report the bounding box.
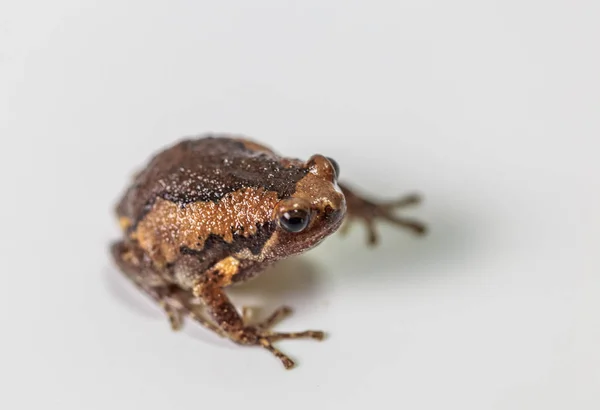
[275,198,312,233]
[279,208,310,233]
[326,157,340,179]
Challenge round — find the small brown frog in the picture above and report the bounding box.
[111,135,425,369]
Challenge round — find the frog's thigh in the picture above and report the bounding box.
[111,241,221,333]
[111,241,167,288]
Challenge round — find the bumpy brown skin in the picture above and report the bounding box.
[111,135,425,369]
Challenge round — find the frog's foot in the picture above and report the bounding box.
[159,298,185,331]
[257,330,325,369]
[340,186,427,245]
[230,306,324,369]
[232,327,325,369]
[193,266,326,370]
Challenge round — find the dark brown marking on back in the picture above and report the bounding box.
[116,136,309,226]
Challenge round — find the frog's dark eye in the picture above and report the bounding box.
[279,208,310,233]
[326,157,340,178]
[275,197,312,233]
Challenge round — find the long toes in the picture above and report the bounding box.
[366,221,379,246]
[267,330,326,342]
[160,300,184,331]
[386,193,422,208]
[412,222,427,235]
[278,306,293,316]
[385,215,427,235]
[280,356,295,370]
[167,309,184,331]
[259,339,296,369]
[307,330,326,341]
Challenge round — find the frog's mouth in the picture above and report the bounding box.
[320,205,345,235]
[296,205,345,252]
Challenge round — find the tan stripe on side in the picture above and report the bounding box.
[131,187,280,265]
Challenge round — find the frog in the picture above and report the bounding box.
[111,135,426,369]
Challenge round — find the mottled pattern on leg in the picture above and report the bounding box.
[113,242,325,369]
[194,273,324,369]
[111,241,224,336]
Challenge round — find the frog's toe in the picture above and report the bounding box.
[158,300,185,331]
[232,324,326,369]
[258,329,326,369]
[384,193,423,209]
[167,309,184,331]
[381,213,427,236]
[264,329,326,342]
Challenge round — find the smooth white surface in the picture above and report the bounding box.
[1,1,599,409]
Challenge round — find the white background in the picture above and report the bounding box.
[1,1,598,409]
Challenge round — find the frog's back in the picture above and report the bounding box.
[116,135,308,227]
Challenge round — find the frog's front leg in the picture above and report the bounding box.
[339,182,427,245]
[187,257,324,369]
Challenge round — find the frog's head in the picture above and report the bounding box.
[266,154,346,259]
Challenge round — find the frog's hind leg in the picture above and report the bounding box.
[339,183,427,245]
[110,241,224,336]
